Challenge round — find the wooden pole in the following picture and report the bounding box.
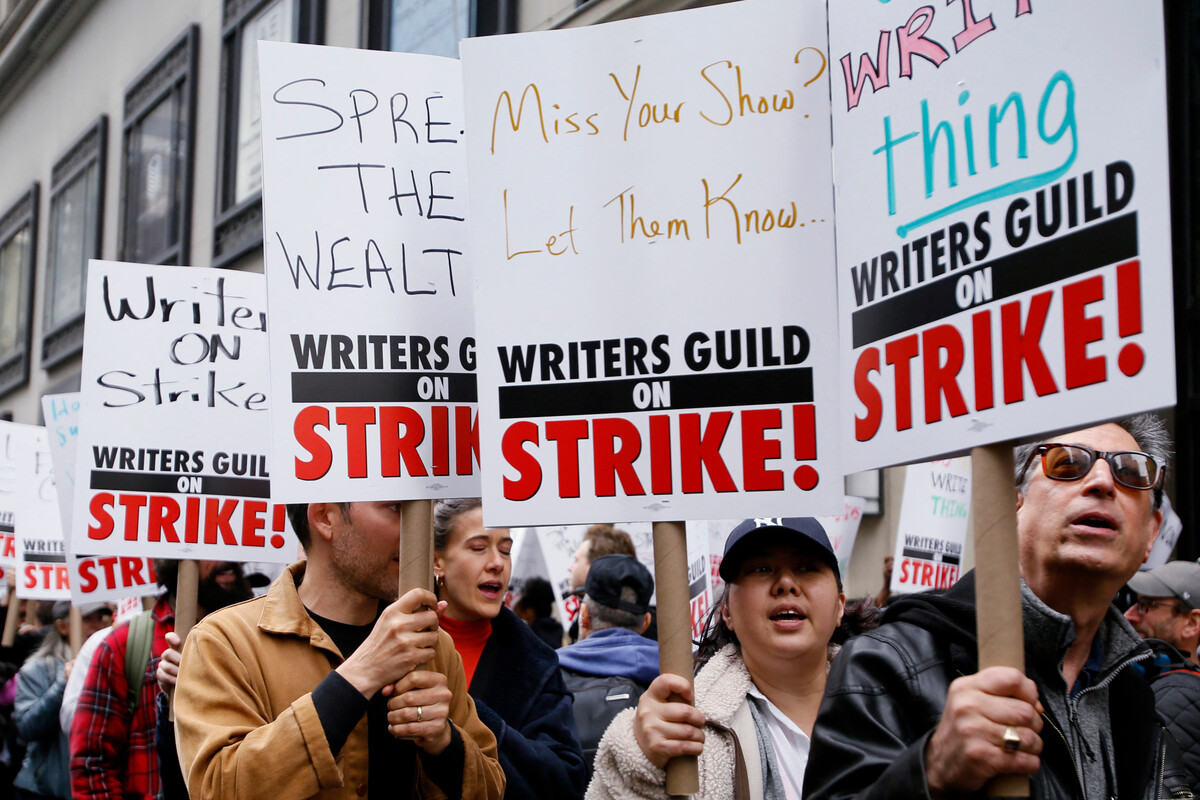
[972,442,1029,798]
[400,499,434,595]
[652,520,699,796]
[174,560,200,643]
[1,587,18,647]
[69,606,83,654]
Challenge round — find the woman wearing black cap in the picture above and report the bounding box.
[588,518,873,800]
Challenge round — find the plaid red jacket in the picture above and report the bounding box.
[69,596,173,800]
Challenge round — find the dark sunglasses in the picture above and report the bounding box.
[1023,443,1163,491]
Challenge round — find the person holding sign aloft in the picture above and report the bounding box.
[172,503,504,800]
[589,518,873,800]
[432,499,588,800]
[804,415,1194,800]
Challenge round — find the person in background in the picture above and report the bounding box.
[567,525,637,643]
[434,498,587,800]
[1124,560,1200,793]
[70,561,177,800]
[589,517,867,799]
[513,577,565,649]
[56,603,115,737]
[557,554,658,782]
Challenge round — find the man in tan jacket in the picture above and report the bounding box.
[174,502,505,799]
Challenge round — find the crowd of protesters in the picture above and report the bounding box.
[1,413,1199,799]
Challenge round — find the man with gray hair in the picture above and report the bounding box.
[806,414,1193,800]
[557,555,659,781]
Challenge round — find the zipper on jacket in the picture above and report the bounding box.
[1042,711,1086,800]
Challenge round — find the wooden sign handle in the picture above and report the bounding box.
[400,499,434,595]
[971,442,1030,798]
[652,520,699,797]
[1,587,18,647]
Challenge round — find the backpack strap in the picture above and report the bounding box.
[124,611,155,716]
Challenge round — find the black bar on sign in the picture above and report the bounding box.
[497,367,813,419]
[23,553,65,564]
[901,547,962,566]
[291,371,478,403]
[851,212,1139,348]
[89,470,271,498]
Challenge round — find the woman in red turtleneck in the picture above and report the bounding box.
[432,498,586,799]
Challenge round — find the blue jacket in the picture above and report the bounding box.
[14,655,70,799]
[557,628,659,685]
[470,606,586,800]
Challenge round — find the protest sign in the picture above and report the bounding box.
[5,422,69,599]
[43,393,159,604]
[890,457,971,594]
[1144,493,1183,571]
[0,423,17,568]
[258,42,477,503]
[72,261,297,562]
[831,1,1174,471]
[461,0,842,525]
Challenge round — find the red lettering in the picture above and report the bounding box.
[79,560,99,594]
[336,407,376,478]
[741,408,783,491]
[502,421,542,502]
[242,501,268,547]
[592,418,644,497]
[204,498,239,545]
[972,309,994,410]
[1001,292,1058,404]
[649,414,673,495]
[679,411,736,494]
[294,406,332,481]
[147,496,181,543]
[120,557,149,586]
[185,496,201,543]
[22,564,37,590]
[431,405,450,476]
[88,492,116,540]
[546,420,589,498]
[119,494,147,541]
[885,335,919,431]
[1062,275,1106,389]
[100,556,119,588]
[922,325,968,424]
[380,406,427,477]
[855,347,883,441]
[455,406,479,476]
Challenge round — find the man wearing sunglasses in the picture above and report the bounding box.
[806,414,1194,800]
[1124,560,1200,793]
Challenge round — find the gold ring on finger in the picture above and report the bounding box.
[416,705,424,723]
[1002,726,1021,752]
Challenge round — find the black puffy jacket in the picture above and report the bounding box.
[804,572,1194,800]
[1140,639,1200,795]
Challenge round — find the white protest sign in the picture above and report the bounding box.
[42,393,159,604]
[461,0,842,526]
[1144,493,1183,571]
[890,457,971,594]
[8,424,69,599]
[258,42,477,503]
[0,422,21,568]
[72,261,297,561]
[831,1,1174,472]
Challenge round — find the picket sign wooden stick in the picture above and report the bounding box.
[69,607,83,654]
[652,520,700,796]
[400,500,434,595]
[169,560,201,722]
[1,587,18,646]
[972,442,1029,799]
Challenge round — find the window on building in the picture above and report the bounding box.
[0,185,39,398]
[213,0,323,267]
[120,26,198,266]
[363,0,513,53]
[43,117,106,369]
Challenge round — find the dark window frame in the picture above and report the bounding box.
[118,25,199,267]
[213,0,324,268]
[42,115,107,370]
[0,183,40,399]
[361,0,514,51]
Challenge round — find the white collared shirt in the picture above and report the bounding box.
[747,685,811,800]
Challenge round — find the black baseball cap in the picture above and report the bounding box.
[585,554,654,615]
[719,517,840,584]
